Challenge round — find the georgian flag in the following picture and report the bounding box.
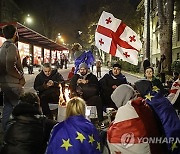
[95,11,142,65]
[107,98,164,154]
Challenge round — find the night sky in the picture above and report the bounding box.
[14,0,140,44]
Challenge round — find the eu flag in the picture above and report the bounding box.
[46,115,101,154]
[145,86,180,154]
[74,51,95,74]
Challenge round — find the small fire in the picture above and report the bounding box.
[59,83,70,106]
[64,87,71,102]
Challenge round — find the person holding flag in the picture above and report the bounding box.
[95,11,142,65]
[46,97,101,154]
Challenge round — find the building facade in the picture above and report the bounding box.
[137,0,180,66]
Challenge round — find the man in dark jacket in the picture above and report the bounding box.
[99,63,128,109]
[0,24,25,131]
[34,63,64,119]
[70,62,103,122]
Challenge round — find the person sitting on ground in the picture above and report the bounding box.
[46,97,101,154]
[107,84,165,154]
[34,63,65,119]
[70,62,103,122]
[99,63,128,110]
[0,92,57,154]
[134,79,180,153]
[144,66,165,95]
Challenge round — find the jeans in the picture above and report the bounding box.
[1,86,24,131]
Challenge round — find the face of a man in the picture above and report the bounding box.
[43,67,52,77]
[112,67,121,76]
[145,68,153,79]
[79,68,87,76]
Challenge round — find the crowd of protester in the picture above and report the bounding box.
[0,24,180,154]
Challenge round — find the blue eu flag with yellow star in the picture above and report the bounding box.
[46,115,101,154]
[74,50,95,74]
[145,86,180,154]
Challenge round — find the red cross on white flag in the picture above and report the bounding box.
[95,11,142,65]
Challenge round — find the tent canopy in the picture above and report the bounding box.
[0,22,68,51]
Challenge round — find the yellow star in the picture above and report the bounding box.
[88,134,95,145]
[61,139,73,151]
[152,86,160,93]
[96,142,101,151]
[145,93,154,101]
[171,142,178,151]
[76,131,86,143]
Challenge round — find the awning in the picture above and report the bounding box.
[0,22,68,51]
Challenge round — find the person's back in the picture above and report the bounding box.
[46,97,101,154]
[0,92,56,154]
[108,84,165,154]
[135,79,180,153]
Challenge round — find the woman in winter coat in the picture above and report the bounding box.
[144,66,165,95]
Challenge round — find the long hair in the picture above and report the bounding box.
[65,97,86,119]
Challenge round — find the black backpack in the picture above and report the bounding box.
[0,41,11,75]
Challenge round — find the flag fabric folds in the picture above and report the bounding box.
[46,115,101,154]
[145,89,180,154]
[107,98,164,154]
[74,50,95,74]
[95,11,142,65]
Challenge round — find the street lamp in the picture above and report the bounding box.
[56,33,65,44]
[24,14,33,25]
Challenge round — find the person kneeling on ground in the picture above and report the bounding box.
[46,97,101,154]
[0,92,57,154]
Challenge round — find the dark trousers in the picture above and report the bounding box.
[86,95,103,122]
[40,94,59,119]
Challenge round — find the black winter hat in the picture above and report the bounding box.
[134,79,152,97]
[113,63,121,69]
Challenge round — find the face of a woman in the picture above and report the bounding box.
[145,68,153,79]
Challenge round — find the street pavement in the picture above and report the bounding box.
[0,63,142,145]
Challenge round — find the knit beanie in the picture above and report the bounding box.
[79,63,88,70]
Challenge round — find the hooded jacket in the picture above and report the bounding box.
[108,84,165,154]
[0,102,57,154]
